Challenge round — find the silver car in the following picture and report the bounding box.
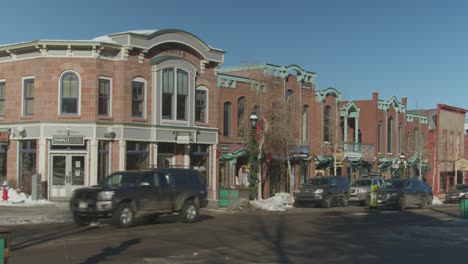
[349,177,385,206]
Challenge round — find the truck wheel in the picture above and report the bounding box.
[73,213,91,226]
[341,196,349,207]
[360,198,369,206]
[419,196,427,209]
[113,203,135,228]
[321,196,331,208]
[181,200,199,223]
[398,197,406,211]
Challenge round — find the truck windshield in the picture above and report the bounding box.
[350,180,372,187]
[101,172,139,186]
[304,178,329,186]
[381,180,407,189]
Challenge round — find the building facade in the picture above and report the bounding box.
[0,29,224,201]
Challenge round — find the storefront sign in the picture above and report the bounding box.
[52,135,85,146]
[176,135,190,144]
[220,145,231,152]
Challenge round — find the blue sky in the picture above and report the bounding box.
[1,0,467,110]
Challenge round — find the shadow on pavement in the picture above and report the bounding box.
[81,238,141,264]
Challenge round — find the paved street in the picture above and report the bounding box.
[4,204,467,264]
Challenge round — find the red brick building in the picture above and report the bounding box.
[0,29,224,201]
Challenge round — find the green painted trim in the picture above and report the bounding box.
[217,73,253,88]
[406,114,428,124]
[315,87,342,102]
[220,149,248,160]
[378,96,405,113]
[150,55,198,69]
[340,101,360,117]
[219,63,316,84]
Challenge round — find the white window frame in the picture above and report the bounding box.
[58,70,81,116]
[195,86,209,123]
[22,76,35,116]
[161,67,190,121]
[131,77,147,118]
[98,76,113,117]
[0,79,5,117]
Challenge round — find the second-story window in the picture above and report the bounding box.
[23,78,34,116]
[378,121,382,153]
[387,116,393,153]
[98,78,111,116]
[0,81,5,117]
[406,131,411,154]
[162,68,189,121]
[223,102,232,137]
[195,87,208,123]
[60,72,79,115]
[324,105,332,142]
[398,123,403,153]
[131,79,145,118]
[302,105,309,143]
[414,128,419,153]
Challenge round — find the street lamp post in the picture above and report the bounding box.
[249,112,261,200]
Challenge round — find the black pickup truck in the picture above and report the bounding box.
[69,168,208,227]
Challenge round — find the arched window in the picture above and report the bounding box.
[223,102,232,137]
[387,116,393,153]
[237,97,246,134]
[324,105,332,142]
[414,127,419,153]
[131,77,146,118]
[398,123,403,153]
[302,105,309,143]
[406,131,411,154]
[378,121,382,153]
[60,71,80,115]
[162,68,189,120]
[195,86,208,123]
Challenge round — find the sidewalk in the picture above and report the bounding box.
[0,202,72,226]
[0,201,234,226]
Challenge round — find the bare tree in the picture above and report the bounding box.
[237,69,300,198]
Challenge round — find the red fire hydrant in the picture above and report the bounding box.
[2,181,8,201]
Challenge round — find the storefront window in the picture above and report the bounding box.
[19,140,37,194]
[126,141,149,170]
[98,141,110,182]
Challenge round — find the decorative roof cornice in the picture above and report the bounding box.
[219,63,316,84]
[378,96,405,112]
[340,101,360,118]
[406,113,428,124]
[315,87,341,102]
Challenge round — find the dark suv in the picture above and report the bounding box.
[69,168,208,227]
[293,176,350,208]
[376,178,430,210]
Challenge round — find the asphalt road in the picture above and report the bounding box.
[6,204,467,264]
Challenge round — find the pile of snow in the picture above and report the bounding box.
[432,196,444,205]
[249,193,295,212]
[0,188,52,206]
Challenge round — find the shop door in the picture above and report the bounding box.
[50,154,86,200]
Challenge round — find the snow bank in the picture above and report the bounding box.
[249,193,295,212]
[432,196,444,205]
[0,188,52,206]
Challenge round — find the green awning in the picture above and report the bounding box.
[315,156,333,166]
[219,149,248,161]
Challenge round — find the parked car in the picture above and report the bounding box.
[444,184,468,204]
[376,178,430,211]
[69,168,208,227]
[349,177,385,206]
[293,176,350,208]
